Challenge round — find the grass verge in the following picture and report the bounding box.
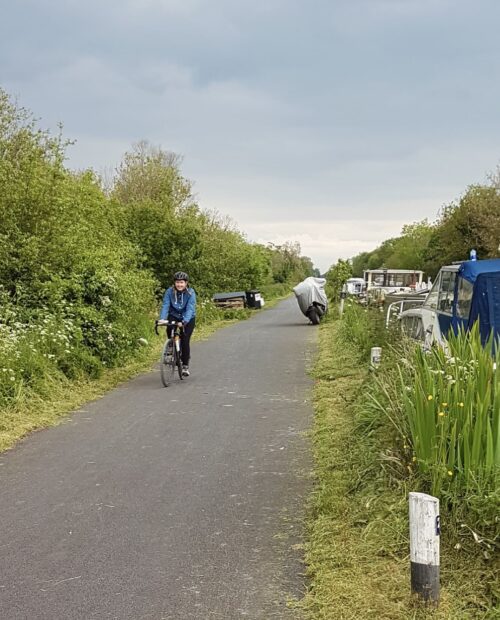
[298,316,499,619]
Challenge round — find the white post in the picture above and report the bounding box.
[339,284,347,318]
[409,492,440,605]
[370,347,382,368]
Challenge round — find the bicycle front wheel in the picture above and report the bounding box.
[160,339,175,387]
[175,338,184,380]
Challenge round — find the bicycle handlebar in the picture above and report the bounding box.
[155,320,184,336]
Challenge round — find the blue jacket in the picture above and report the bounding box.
[160,287,196,323]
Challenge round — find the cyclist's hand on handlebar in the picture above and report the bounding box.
[155,319,168,334]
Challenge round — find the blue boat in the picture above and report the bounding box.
[399,259,500,346]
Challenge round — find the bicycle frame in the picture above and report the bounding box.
[155,320,185,386]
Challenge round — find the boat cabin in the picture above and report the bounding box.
[345,277,366,296]
[400,259,500,346]
[364,269,424,292]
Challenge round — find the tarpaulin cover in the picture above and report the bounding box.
[458,259,500,284]
[467,272,500,344]
[293,277,328,315]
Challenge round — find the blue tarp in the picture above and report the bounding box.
[468,272,500,344]
[458,259,500,284]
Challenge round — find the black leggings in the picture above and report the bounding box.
[168,316,196,365]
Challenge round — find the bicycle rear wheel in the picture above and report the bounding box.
[160,339,175,387]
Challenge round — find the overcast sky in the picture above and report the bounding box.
[2,0,500,271]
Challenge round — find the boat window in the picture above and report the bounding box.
[386,273,420,287]
[414,317,425,341]
[456,277,474,319]
[401,315,425,341]
[424,273,441,309]
[367,271,422,288]
[401,315,414,337]
[438,270,456,314]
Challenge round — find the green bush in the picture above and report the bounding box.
[0,91,157,408]
[259,283,291,300]
[341,301,387,357]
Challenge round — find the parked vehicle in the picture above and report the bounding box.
[346,277,366,296]
[212,290,265,309]
[293,277,328,325]
[399,259,500,346]
[385,290,428,329]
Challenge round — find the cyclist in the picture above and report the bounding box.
[159,271,196,376]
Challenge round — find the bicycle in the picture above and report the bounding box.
[155,320,185,387]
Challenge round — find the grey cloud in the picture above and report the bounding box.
[2,0,500,268]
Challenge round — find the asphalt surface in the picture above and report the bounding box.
[0,298,317,620]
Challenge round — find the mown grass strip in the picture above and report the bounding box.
[298,317,498,619]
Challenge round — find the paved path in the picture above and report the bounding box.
[0,298,316,619]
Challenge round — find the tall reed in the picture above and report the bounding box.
[393,324,499,497]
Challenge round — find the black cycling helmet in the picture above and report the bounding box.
[173,271,189,281]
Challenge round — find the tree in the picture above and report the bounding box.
[0,89,156,368]
[113,140,193,211]
[113,145,280,295]
[386,220,434,271]
[266,242,314,284]
[424,185,500,276]
[351,221,433,278]
[325,259,352,301]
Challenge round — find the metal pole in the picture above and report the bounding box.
[409,492,440,605]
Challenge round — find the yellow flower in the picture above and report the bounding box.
[442,402,448,407]
[438,412,445,417]
[459,402,464,407]
[412,456,417,462]
[447,470,453,477]
[427,395,433,401]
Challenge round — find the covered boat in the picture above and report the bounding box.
[399,259,500,346]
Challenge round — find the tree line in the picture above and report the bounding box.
[325,176,500,297]
[352,183,500,277]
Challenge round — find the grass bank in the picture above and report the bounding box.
[298,314,499,619]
